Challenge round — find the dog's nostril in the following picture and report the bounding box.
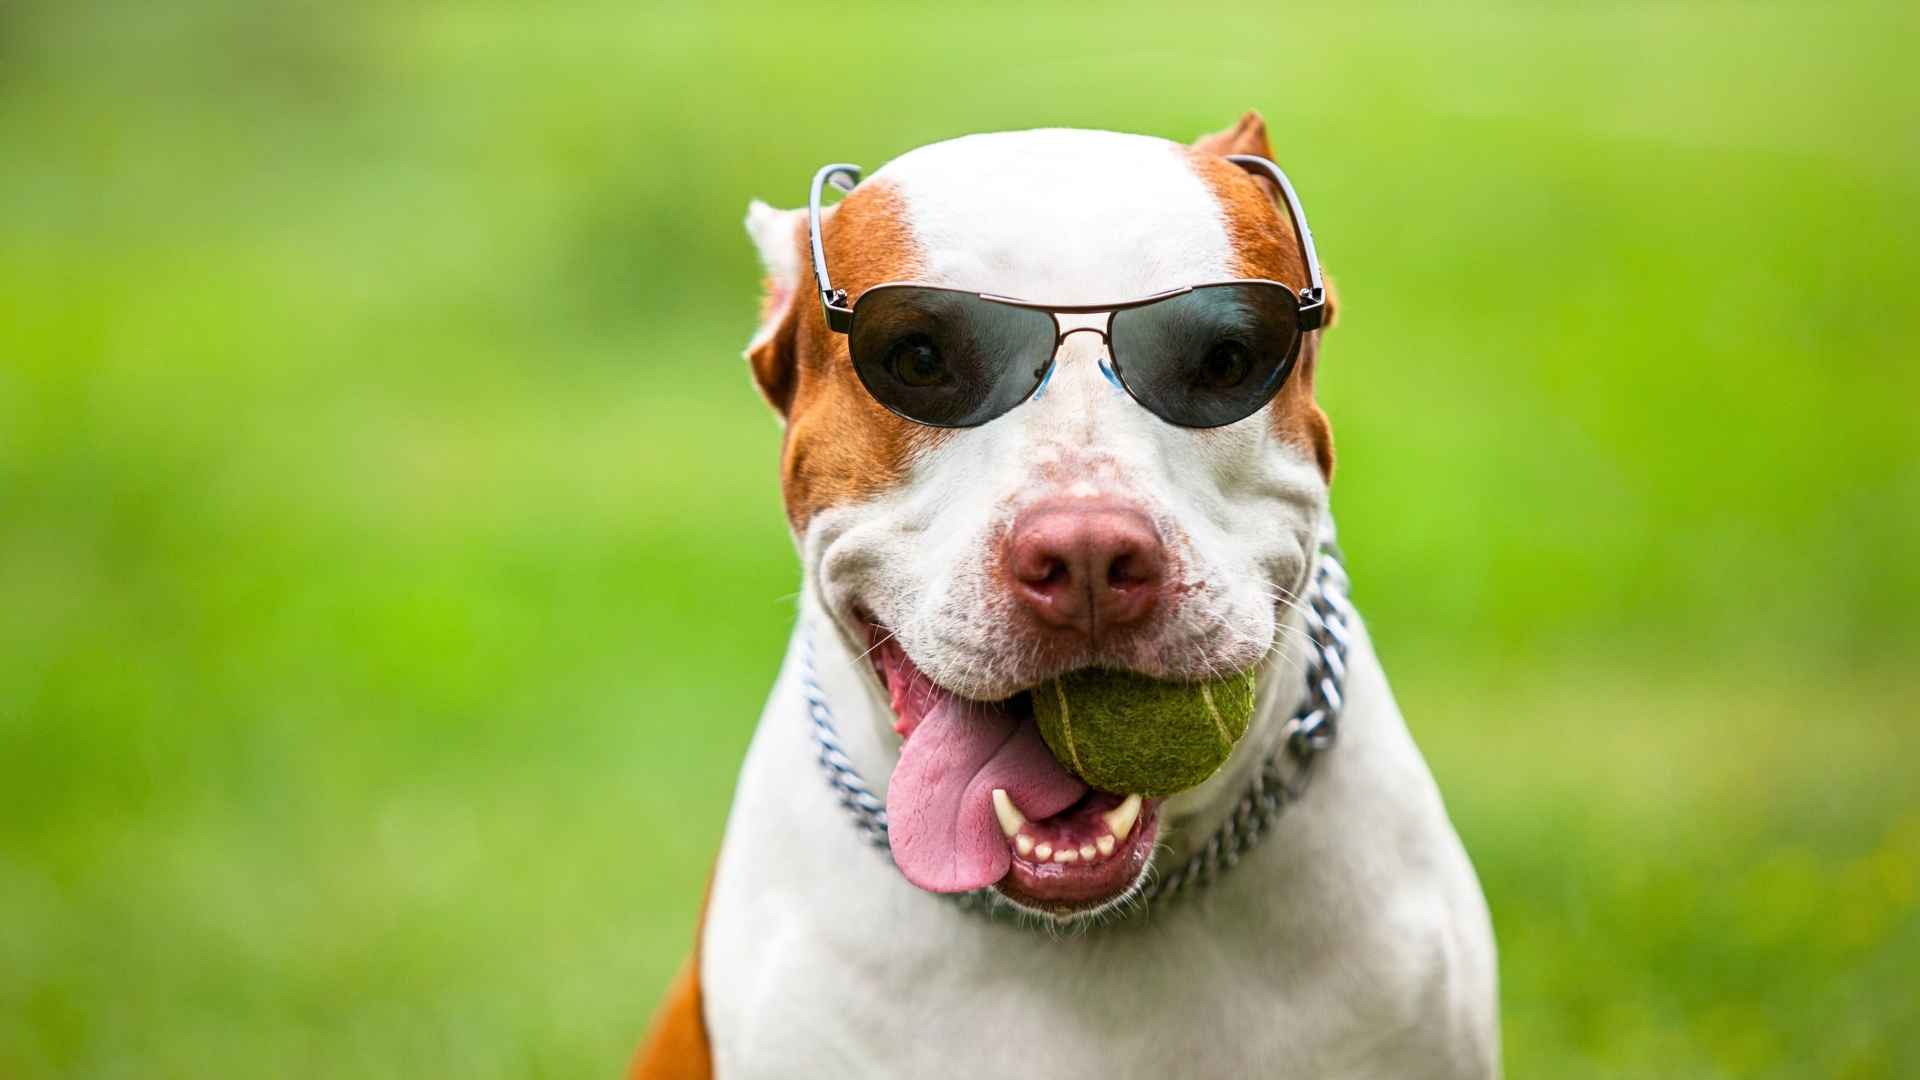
[1039,560,1070,587]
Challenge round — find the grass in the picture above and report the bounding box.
[1,1,1916,1075]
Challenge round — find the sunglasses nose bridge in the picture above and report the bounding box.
[1058,317,1125,388]
[1028,318,1119,405]
[1054,309,1114,365]
[1054,323,1110,349]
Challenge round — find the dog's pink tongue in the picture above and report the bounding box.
[886,693,1087,894]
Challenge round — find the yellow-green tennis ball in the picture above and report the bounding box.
[1033,669,1257,797]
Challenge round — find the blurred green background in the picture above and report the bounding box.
[3,1,1916,1076]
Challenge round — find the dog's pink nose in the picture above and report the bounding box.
[1005,501,1166,634]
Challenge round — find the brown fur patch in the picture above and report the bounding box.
[628,872,717,1080]
[749,180,934,529]
[628,957,711,1080]
[1189,112,1337,481]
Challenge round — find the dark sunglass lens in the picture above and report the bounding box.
[848,288,1056,427]
[1107,283,1301,428]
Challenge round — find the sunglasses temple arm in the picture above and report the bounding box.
[1224,154,1327,332]
[808,163,862,332]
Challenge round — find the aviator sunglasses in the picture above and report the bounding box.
[808,154,1327,430]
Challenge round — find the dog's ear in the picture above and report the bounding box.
[1195,112,1340,330]
[1193,110,1281,208]
[743,199,808,417]
[1192,109,1274,159]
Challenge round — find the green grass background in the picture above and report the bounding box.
[3,1,1917,1076]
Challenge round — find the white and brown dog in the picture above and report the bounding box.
[632,112,1499,1079]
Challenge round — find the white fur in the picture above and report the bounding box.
[708,129,1500,1076]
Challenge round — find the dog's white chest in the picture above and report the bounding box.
[708,900,1474,1079]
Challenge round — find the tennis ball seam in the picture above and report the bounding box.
[1050,678,1088,778]
[1199,682,1234,755]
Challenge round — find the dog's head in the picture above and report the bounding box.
[744,113,1337,919]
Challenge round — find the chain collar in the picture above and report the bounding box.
[801,545,1355,917]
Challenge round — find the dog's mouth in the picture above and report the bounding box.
[866,628,1161,916]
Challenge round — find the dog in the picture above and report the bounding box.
[632,111,1499,1079]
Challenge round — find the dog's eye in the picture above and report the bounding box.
[885,334,949,389]
[1197,340,1252,390]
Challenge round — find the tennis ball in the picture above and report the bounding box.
[1033,668,1258,797]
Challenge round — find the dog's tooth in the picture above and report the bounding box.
[1079,843,1097,861]
[1096,834,1116,857]
[1015,834,1035,857]
[1054,848,1078,863]
[1035,842,1053,860]
[991,788,1027,838]
[1102,794,1142,842]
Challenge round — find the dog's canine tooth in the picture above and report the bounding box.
[1096,834,1116,857]
[1015,834,1035,857]
[1035,843,1054,860]
[1079,843,1097,861]
[992,788,1027,838]
[1102,794,1143,842]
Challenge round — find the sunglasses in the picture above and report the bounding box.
[807,154,1327,430]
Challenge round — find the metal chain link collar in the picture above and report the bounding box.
[801,545,1355,917]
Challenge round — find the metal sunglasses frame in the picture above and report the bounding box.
[804,153,1327,428]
